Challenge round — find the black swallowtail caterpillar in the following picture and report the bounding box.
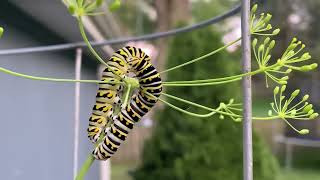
[88,46,162,160]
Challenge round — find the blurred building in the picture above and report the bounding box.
[0,1,100,180]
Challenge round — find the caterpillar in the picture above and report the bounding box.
[87,59,127,143]
[88,46,162,160]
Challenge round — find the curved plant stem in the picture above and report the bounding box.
[77,17,108,66]
[160,37,241,74]
[161,92,281,121]
[162,63,278,86]
[158,98,222,117]
[77,17,121,79]
[0,67,118,84]
[252,116,280,120]
[162,77,241,86]
[160,92,241,118]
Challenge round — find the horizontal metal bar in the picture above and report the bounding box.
[275,135,320,147]
[0,3,240,55]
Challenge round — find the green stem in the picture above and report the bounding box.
[122,84,132,107]
[252,116,280,120]
[162,77,241,86]
[158,98,221,118]
[283,118,302,133]
[163,63,278,85]
[160,37,241,74]
[75,155,95,180]
[77,17,108,66]
[0,67,117,84]
[161,93,281,121]
[77,17,121,79]
[161,92,241,118]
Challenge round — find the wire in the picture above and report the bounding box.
[0,3,240,55]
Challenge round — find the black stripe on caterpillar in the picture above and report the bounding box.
[91,46,162,160]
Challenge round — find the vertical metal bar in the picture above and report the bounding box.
[285,141,293,170]
[241,0,252,180]
[100,160,111,180]
[73,48,83,179]
[97,64,111,180]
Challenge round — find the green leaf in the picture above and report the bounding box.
[299,129,309,135]
[303,104,313,113]
[272,28,280,35]
[291,89,300,97]
[251,4,258,14]
[273,86,279,95]
[310,113,319,119]
[0,27,3,38]
[96,0,104,7]
[109,0,121,11]
[68,5,76,15]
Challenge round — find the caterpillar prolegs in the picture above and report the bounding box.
[88,46,162,160]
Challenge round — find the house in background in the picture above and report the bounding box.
[0,1,156,179]
[0,1,101,180]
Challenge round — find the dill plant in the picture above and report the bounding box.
[0,1,318,180]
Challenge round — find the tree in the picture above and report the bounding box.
[133,26,279,180]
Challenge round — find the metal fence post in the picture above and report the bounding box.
[285,141,293,170]
[73,48,83,179]
[241,0,253,180]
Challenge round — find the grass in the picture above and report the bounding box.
[252,98,271,117]
[111,163,135,180]
[111,163,320,180]
[279,168,320,180]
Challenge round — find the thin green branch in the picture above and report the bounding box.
[158,98,221,117]
[160,37,241,74]
[122,84,131,107]
[160,92,240,118]
[163,63,278,86]
[75,155,95,180]
[0,67,119,84]
[77,17,121,79]
[252,116,280,120]
[162,77,241,86]
[77,17,107,66]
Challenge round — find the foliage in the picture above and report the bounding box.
[0,2,318,180]
[0,27,3,38]
[133,27,279,180]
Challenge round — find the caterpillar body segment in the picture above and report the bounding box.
[87,55,128,143]
[92,46,162,160]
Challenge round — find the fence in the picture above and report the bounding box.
[0,1,253,180]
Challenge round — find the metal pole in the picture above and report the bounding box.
[97,65,111,180]
[241,0,252,180]
[73,48,83,179]
[100,160,111,180]
[285,141,293,170]
[0,4,241,56]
